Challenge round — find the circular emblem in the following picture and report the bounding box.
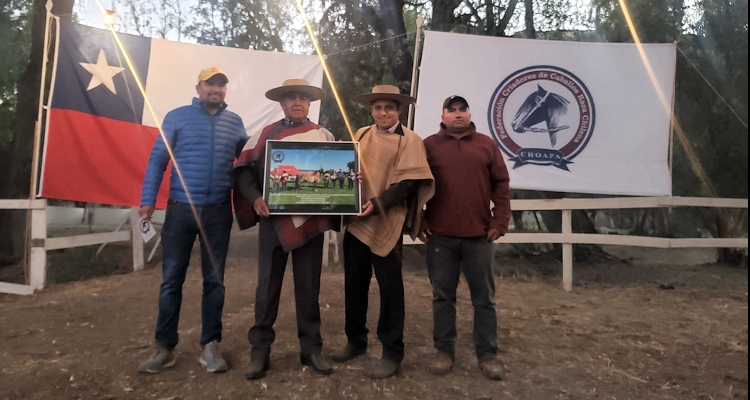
[272,150,285,163]
[140,219,151,234]
[487,66,595,170]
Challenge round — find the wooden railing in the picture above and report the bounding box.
[0,199,143,295]
[2,196,747,295]
[403,196,748,292]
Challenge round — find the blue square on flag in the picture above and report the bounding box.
[51,20,150,124]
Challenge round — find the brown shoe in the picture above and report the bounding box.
[478,356,504,381]
[245,356,270,380]
[371,358,400,379]
[331,343,366,363]
[428,351,453,376]
[301,353,334,375]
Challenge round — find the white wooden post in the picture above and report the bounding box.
[322,230,330,267]
[322,231,340,267]
[130,207,144,271]
[29,200,47,290]
[562,209,573,292]
[330,231,339,264]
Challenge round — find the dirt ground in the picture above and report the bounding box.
[0,226,747,400]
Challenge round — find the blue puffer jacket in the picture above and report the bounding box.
[140,98,248,207]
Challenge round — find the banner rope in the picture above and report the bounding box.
[676,45,748,129]
[323,31,417,57]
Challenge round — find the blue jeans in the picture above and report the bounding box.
[154,200,233,350]
[427,234,498,360]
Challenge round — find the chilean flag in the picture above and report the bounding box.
[40,20,324,207]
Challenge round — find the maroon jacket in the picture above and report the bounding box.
[421,123,511,237]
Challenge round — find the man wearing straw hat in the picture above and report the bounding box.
[331,85,434,379]
[233,79,338,380]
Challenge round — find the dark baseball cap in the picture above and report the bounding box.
[442,95,469,109]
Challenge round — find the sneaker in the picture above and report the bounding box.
[428,351,453,376]
[478,356,504,381]
[199,341,228,373]
[138,346,175,374]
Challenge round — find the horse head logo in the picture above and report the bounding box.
[511,85,571,146]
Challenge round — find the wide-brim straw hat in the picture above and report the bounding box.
[354,85,416,106]
[265,79,325,102]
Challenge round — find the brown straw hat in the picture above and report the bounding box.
[354,85,416,106]
[265,79,325,102]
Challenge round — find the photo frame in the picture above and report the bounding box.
[263,140,361,215]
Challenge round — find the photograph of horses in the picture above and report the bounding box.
[263,140,361,215]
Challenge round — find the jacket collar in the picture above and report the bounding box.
[193,97,227,115]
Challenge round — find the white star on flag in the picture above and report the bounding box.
[79,49,125,94]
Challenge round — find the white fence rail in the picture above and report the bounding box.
[1,196,748,295]
[403,196,748,292]
[0,199,143,295]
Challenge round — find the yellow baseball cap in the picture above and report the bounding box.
[197,67,228,83]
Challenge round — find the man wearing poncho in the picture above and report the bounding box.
[331,85,435,379]
[232,79,337,380]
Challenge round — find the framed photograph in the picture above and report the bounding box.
[263,140,361,215]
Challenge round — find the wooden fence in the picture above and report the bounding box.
[1,196,747,295]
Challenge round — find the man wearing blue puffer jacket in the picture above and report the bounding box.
[137,67,248,374]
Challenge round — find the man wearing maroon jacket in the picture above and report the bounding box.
[418,95,511,381]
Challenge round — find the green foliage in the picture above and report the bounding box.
[0,0,33,147]
[592,0,685,42]
[593,0,748,238]
[315,0,403,138]
[112,0,188,40]
[185,0,289,50]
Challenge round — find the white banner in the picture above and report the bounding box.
[414,31,675,196]
[143,39,324,136]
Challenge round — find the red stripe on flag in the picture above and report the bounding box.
[41,108,170,208]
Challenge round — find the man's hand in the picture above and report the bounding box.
[139,205,155,221]
[357,171,363,182]
[487,228,501,242]
[254,197,270,217]
[358,200,374,217]
[418,229,432,244]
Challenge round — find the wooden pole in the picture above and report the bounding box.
[407,16,424,129]
[562,209,573,292]
[25,0,55,285]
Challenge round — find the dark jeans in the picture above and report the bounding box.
[426,234,498,360]
[155,200,233,350]
[342,231,405,363]
[248,218,325,359]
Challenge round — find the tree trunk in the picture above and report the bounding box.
[524,0,536,39]
[377,0,413,84]
[430,0,462,32]
[511,211,524,231]
[538,192,597,234]
[0,0,75,265]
